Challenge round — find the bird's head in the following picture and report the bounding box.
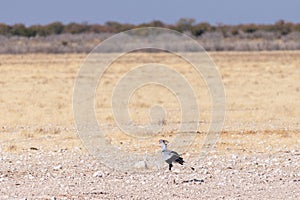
[159,139,168,145]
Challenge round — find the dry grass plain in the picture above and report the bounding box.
[0,51,299,199]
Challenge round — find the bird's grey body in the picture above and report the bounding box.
[159,139,184,170]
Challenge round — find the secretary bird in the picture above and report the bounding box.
[159,139,194,171]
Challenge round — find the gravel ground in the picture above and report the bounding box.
[1,148,299,199]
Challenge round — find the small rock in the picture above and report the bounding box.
[53,165,62,170]
[58,148,67,153]
[93,171,103,178]
[182,178,204,183]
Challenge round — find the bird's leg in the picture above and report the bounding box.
[169,163,173,171]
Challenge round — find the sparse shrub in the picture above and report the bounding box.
[242,24,258,33]
[191,22,211,36]
[148,20,165,27]
[45,22,64,35]
[175,18,195,33]
[0,23,11,35]
[10,23,27,36]
[64,22,89,34]
[271,20,293,35]
[295,23,300,32]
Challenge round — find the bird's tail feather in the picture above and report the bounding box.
[176,158,195,170]
[175,157,184,165]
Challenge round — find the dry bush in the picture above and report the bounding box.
[197,31,300,51]
[0,33,112,54]
[0,31,299,53]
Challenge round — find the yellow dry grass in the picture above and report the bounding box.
[0,52,299,153]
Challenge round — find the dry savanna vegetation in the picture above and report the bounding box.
[1,19,300,53]
[0,51,299,199]
[1,51,299,152]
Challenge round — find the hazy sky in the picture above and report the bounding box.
[1,0,299,25]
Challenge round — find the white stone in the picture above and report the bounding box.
[53,164,62,170]
[93,171,103,178]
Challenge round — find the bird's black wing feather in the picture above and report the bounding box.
[169,150,184,165]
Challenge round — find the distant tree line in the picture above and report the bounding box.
[1,18,300,53]
[0,18,300,37]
